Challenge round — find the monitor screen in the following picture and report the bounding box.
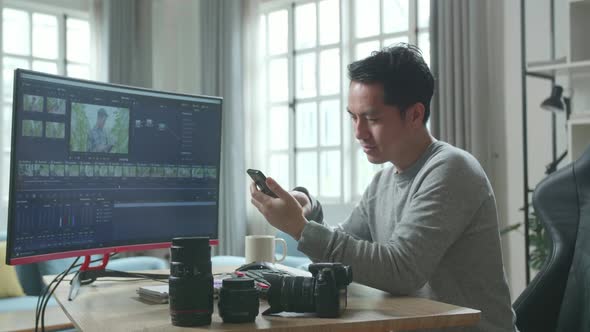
[6,70,222,265]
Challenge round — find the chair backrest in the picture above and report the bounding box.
[513,145,590,332]
[554,147,590,331]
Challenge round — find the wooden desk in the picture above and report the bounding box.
[46,266,480,331]
[0,306,73,332]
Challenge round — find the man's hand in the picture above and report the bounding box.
[291,190,312,217]
[250,177,308,240]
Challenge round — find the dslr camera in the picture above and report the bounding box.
[263,263,353,318]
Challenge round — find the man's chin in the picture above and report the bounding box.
[365,153,387,165]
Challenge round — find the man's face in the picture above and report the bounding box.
[97,115,106,128]
[347,81,416,164]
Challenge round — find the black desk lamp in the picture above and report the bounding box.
[540,85,571,175]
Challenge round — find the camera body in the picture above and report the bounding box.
[309,263,353,317]
[263,263,353,318]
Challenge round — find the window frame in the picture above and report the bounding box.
[0,0,91,229]
[257,0,430,204]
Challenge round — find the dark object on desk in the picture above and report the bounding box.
[263,263,352,318]
[218,277,259,323]
[169,237,213,327]
[235,261,275,271]
[513,145,590,332]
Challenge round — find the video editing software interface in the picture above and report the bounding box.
[8,70,222,261]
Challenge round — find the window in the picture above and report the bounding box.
[258,0,431,202]
[0,2,91,228]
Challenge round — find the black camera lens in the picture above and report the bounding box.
[263,263,352,318]
[218,277,259,323]
[169,237,213,327]
[265,275,316,313]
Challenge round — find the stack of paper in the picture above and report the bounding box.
[137,285,169,304]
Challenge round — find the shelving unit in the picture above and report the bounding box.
[568,115,590,162]
[520,0,590,284]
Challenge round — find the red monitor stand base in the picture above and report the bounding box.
[67,254,169,301]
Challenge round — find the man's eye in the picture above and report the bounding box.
[367,118,379,123]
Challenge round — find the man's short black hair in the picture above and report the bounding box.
[347,43,434,124]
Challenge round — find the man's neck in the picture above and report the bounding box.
[393,130,435,173]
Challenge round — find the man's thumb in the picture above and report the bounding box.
[266,177,289,199]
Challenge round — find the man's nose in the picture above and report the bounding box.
[354,118,369,140]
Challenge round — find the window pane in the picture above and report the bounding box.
[33,60,58,74]
[295,3,316,50]
[295,102,317,148]
[269,58,288,102]
[355,40,379,60]
[66,18,90,63]
[418,0,430,28]
[295,52,316,98]
[418,32,431,68]
[269,153,289,189]
[3,9,30,55]
[3,57,30,103]
[319,48,340,96]
[383,0,409,34]
[67,64,90,79]
[354,0,379,38]
[3,105,13,152]
[33,13,58,60]
[319,0,339,45]
[296,151,318,194]
[319,99,340,146]
[259,15,267,56]
[269,106,289,150]
[268,10,288,55]
[384,35,409,48]
[1,151,10,200]
[320,150,341,198]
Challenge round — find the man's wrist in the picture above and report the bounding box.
[293,215,308,241]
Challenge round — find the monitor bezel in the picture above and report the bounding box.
[6,69,222,265]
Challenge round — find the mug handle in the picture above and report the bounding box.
[274,238,287,263]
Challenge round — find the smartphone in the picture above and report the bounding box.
[247,169,278,198]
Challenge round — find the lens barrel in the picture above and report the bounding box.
[169,237,213,327]
[218,277,259,323]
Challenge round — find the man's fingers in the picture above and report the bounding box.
[251,189,272,205]
[266,177,290,200]
[250,181,258,194]
[250,197,264,212]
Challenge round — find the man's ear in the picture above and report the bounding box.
[408,103,425,128]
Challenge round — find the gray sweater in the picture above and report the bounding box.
[297,141,517,332]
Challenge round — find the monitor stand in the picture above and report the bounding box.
[68,254,168,301]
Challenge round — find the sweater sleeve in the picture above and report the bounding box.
[297,154,489,295]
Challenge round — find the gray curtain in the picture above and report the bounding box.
[430,0,492,172]
[92,0,152,87]
[200,0,246,256]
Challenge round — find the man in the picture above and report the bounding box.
[250,44,517,331]
[87,108,113,153]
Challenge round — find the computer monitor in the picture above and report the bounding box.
[5,69,222,266]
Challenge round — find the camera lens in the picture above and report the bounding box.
[262,263,353,318]
[264,274,316,313]
[218,277,259,323]
[169,237,213,327]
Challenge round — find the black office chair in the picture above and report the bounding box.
[513,145,590,332]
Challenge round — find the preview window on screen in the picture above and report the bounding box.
[7,70,222,264]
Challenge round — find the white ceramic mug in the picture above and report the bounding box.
[245,235,287,264]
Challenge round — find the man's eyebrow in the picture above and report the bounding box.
[346,108,381,117]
